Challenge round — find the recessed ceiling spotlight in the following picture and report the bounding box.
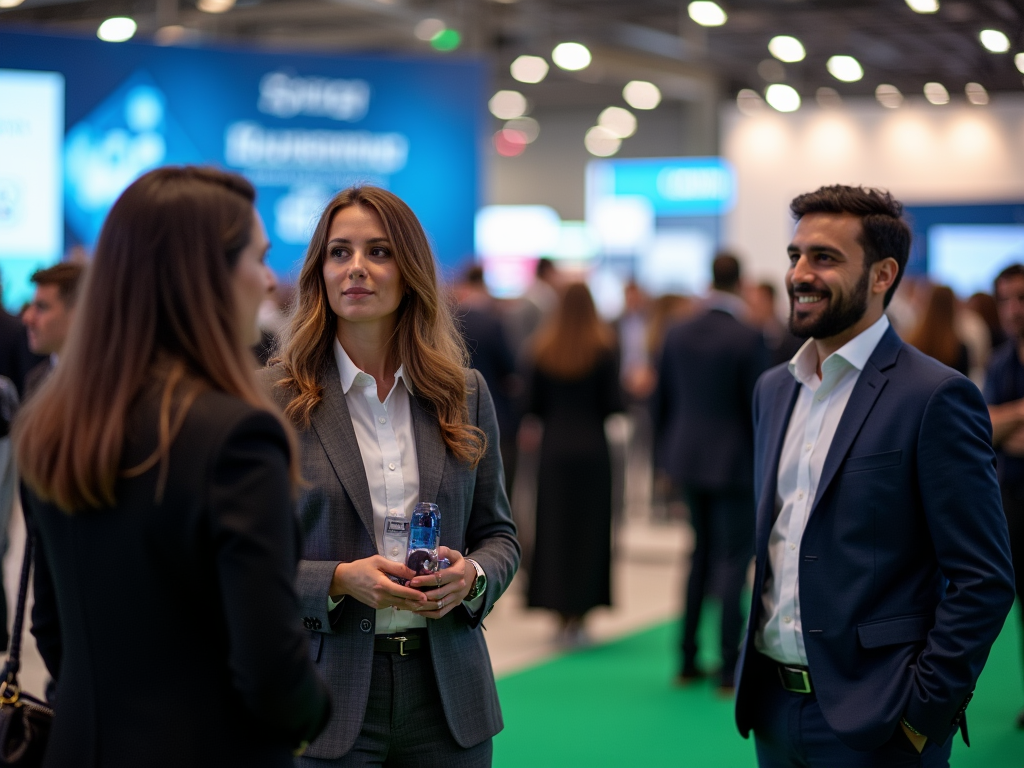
[736,89,764,116]
[875,84,903,109]
[97,17,137,42]
[688,1,727,27]
[924,82,950,105]
[1016,52,1024,73]
[905,0,939,12]
[197,0,235,13]
[598,106,637,139]
[489,90,528,120]
[511,55,549,84]
[768,36,805,63]
[623,81,662,110]
[765,83,801,112]
[504,116,540,143]
[827,55,863,82]
[155,25,188,45]
[414,18,446,41]
[0,0,26,8]
[816,87,843,109]
[552,42,591,71]
[584,126,621,157]
[980,29,1011,53]
[965,82,989,105]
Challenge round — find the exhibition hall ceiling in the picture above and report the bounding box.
[3,0,1024,109]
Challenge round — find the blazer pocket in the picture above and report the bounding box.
[842,450,902,474]
[309,633,324,663]
[857,614,931,649]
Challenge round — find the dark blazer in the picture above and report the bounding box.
[27,387,330,768]
[260,365,520,760]
[653,308,769,490]
[0,309,44,397]
[734,326,1015,751]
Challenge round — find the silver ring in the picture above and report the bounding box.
[438,596,446,610]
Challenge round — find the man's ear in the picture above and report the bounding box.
[871,257,899,298]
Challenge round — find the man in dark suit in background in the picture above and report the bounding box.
[654,253,768,690]
[22,263,84,399]
[735,185,1014,767]
[0,275,45,397]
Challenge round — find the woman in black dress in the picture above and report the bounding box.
[526,282,622,645]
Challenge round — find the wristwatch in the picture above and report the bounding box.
[465,558,487,601]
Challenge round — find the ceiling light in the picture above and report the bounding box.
[504,116,540,143]
[0,0,26,8]
[489,90,528,120]
[197,0,235,13]
[736,88,764,116]
[431,29,460,51]
[687,1,727,27]
[598,106,637,139]
[511,55,549,84]
[1016,53,1024,73]
[965,82,989,105]
[875,84,903,109]
[97,17,137,42]
[494,128,527,157]
[816,87,842,108]
[980,30,1011,53]
[827,55,863,82]
[924,82,950,105]
[765,83,801,112]
[905,0,939,12]
[552,42,591,71]
[623,80,661,110]
[155,25,188,45]
[415,18,445,41]
[584,126,621,157]
[768,36,805,63]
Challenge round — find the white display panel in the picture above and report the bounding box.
[928,224,1024,297]
[0,69,64,310]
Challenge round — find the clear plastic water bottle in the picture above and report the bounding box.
[406,502,440,577]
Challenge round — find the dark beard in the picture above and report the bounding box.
[788,267,870,339]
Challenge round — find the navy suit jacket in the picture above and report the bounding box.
[735,325,1015,751]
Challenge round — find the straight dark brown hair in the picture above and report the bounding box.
[274,186,486,467]
[15,166,299,511]
[533,282,614,380]
[906,285,963,369]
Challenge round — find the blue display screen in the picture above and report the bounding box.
[0,28,485,308]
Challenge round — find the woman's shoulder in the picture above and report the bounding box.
[164,389,287,460]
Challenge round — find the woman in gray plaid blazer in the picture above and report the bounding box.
[264,186,520,767]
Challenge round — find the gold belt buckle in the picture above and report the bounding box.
[394,636,408,656]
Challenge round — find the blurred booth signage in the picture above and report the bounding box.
[0,29,484,309]
[586,156,736,218]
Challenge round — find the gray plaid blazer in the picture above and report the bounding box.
[260,364,520,759]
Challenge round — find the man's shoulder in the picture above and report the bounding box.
[889,341,972,394]
[754,361,794,396]
[667,308,759,345]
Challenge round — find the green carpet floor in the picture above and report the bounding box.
[493,603,1024,767]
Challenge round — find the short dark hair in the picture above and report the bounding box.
[462,264,486,286]
[31,262,85,307]
[994,263,1024,295]
[536,257,555,279]
[789,185,910,307]
[712,252,741,291]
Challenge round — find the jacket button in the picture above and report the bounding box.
[360,618,372,633]
[313,619,323,630]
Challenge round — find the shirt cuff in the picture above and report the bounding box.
[462,592,485,614]
[327,594,344,612]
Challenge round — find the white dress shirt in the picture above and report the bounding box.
[755,315,890,665]
[327,340,485,632]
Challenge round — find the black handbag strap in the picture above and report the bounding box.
[2,533,33,685]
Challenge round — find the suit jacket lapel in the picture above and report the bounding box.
[411,394,447,505]
[309,369,377,544]
[763,378,800,528]
[810,326,901,514]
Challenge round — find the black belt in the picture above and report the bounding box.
[374,630,426,656]
[775,661,814,694]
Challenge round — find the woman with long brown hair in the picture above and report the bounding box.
[905,284,970,375]
[14,166,330,767]
[264,186,519,767]
[525,282,622,645]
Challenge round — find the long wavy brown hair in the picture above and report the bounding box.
[533,282,615,380]
[274,186,485,467]
[906,284,963,369]
[14,166,298,512]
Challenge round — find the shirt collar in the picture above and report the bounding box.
[788,314,890,388]
[333,338,411,396]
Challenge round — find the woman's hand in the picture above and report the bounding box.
[408,547,475,619]
[330,556,428,611]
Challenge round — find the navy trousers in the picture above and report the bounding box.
[748,651,952,768]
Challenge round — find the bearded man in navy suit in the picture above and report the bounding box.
[734,185,1015,767]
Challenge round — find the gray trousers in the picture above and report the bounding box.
[297,649,493,768]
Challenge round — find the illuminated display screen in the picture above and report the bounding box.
[0,29,484,310]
